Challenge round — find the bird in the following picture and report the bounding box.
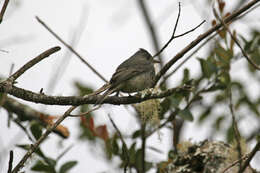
[94,48,159,105]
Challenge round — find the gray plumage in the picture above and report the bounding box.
[95,48,157,105]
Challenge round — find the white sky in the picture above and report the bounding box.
[1,0,260,172]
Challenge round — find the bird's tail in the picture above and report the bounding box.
[95,87,116,106]
[89,83,111,96]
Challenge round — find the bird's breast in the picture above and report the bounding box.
[119,70,155,93]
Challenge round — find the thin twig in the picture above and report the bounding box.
[9,46,61,82]
[222,154,249,173]
[69,105,101,117]
[0,49,9,53]
[13,119,34,142]
[0,0,10,23]
[11,106,77,173]
[159,32,217,87]
[153,2,181,58]
[108,114,129,173]
[0,63,14,109]
[153,4,205,59]
[228,85,242,169]
[213,8,260,70]
[7,150,13,173]
[173,20,206,39]
[46,7,88,95]
[154,0,260,84]
[213,7,243,170]
[2,96,69,138]
[138,0,163,68]
[246,127,260,142]
[56,144,74,161]
[238,140,260,173]
[36,16,108,82]
[0,1,259,107]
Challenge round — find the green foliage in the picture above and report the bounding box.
[59,161,77,173]
[30,121,43,140]
[179,108,194,122]
[17,144,76,173]
[71,26,260,172]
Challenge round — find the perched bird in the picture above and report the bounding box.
[94,48,159,105]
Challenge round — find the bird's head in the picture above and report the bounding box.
[138,48,160,64]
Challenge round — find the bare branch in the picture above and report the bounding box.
[173,20,206,39]
[2,96,69,138]
[0,84,189,105]
[7,150,13,173]
[9,46,61,82]
[36,16,108,82]
[213,8,260,70]
[11,106,76,173]
[0,0,10,23]
[46,8,88,95]
[69,104,101,117]
[222,154,249,173]
[152,2,181,58]
[159,32,217,87]
[238,140,260,173]
[213,7,244,170]
[152,3,205,59]
[138,0,163,67]
[154,0,260,84]
[0,1,258,108]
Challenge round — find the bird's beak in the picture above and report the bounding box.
[153,59,160,63]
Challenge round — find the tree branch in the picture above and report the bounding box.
[154,0,260,84]
[238,140,260,173]
[9,46,61,82]
[0,0,10,23]
[213,8,260,70]
[152,2,181,58]
[108,114,129,173]
[0,84,189,105]
[7,150,13,173]
[2,96,69,138]
[138,0,163,67]
[11,106,76,173]
[36,16,108,82]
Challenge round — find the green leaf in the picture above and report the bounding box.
[226,125,235,143]
[121,143,128,161]
[30,121,43,140]
[198,107,211,123]
[159,98,171,117]
[31,160,56,173]
[145,162,153,172]
[112,138,119,155]
[132,130,141,139]
[214,116,225,130]
[59,161,77,173]
[169,93,183,108]
[16,144,45,159]
[74,81,94,96]
[135,149,143,171]
[217,72,231,86]
[129,143,136,164]
[179,108,194,121]
[182,68,190,84]
[198,58,217,78]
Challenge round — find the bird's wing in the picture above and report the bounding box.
[110,66,148,87]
